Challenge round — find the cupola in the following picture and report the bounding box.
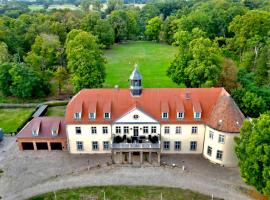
[130,64,142,96]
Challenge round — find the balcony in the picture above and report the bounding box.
[112,142,160,149]
[112,134,160,150]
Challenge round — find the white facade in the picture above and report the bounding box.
[66,108,239,167]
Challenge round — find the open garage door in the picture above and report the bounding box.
[36,142,48,150]
[50,142,63,150]
[22,142,34,150]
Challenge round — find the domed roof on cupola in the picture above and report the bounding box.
[130,64,142,80]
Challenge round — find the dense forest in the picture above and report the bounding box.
[0,0,269,119]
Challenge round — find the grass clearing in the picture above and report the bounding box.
[29,185,222,200]
[45,106,66,117]
[48,4,79,10]
[28,5,44,11]
[104,41,178,88]
[0,108,34,133]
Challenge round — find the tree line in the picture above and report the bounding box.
[0,0,269,118]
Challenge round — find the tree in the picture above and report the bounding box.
[235,113,270,197]
[217,58,239,93]
[167,28,222,87]
[0,42,10,63]
[108,10,128,42]
[80,12,101,32]
[106,0,124,14]
[93,19,114,49]
[0,63,12,96]
[54,66,68,96]
[66,30,106,92]
[145,16,162,41]
[24,33,63,72]
[8,63,50,98]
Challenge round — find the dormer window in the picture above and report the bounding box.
[162,112,168,119]
[177,112,184,119]
[74,112,81,120]
[104,112,110,119]
[32,130,38,136]
[89,112,96,120]
[194,112,201,120]
[51,129,57,136]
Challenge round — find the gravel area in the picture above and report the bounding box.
[0,136,252,200]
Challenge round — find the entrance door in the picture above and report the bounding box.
[133,126,139,137]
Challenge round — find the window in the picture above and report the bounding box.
[177,112,184,119]
[207,146,212,156]
[91,127,97,134]
[162,112,168,119]
[116,126,121,134]
[190,141,197,151]
[195,112,201,119]
[124,126,129,134]
[76,141,83,151]
[104,112,110,119]
[133,115,139,119]
[103,141,109,150]
[74,112,81,120]
[103,127,108,134]
[175,141,181,151]
[89,112,95,120]
[218,134,225,144]
[143,126,148,134]
[216,150,223,160]
[209,131,214,140]
[75,127,81,134]
[191,126,198,134]
[175,126,181,134]
[164,126,170,134]
[151,126,157,133]
[163,141,170,150]
[92,141,99,150]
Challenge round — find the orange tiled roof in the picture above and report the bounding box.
[65,88,244,133]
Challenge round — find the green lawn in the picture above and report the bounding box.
[0,108,34,133]
[29,185,222,200]
[28,5,44,11]
[104,41,179,88]
[45,106,66,117]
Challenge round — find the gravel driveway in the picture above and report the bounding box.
[0,136,252,200]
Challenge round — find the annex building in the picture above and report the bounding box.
[17,67,245,167]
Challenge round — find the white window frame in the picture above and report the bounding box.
[102,127,108,134]
[164,126,170,134]
[75,127,81,134]
[163,141,170,150]
[103,141,109,150]
[216,150,223,160]
[91,127,97,134]
[151,126,157,134]
[191,126,198,134]
[175,126,181,134]
[104,112,110,119]
[209,130,214,140]
[207,146,212,156]
[218,134,225,144]
[74,112,81,120]
[92,141,99,151]
[124,126,129,134]
[89,112,96,120]
[162,112,168,119]
[175,141,181,151]
[194,112,201,119]
[177,112,184,119]
[116,126,121,134]
[76,141,83,151]
[143,126,148,134]
[190,141,197,151]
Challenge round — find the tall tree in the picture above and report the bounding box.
[93,19,114,49]
[24,33,63,72]
[66,30,105,92]
[0,62,12,96]
[0,42,10,63]
[145,16,162,41]
[54,66,69,96]
[235,113,270,197]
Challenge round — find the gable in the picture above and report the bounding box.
[114,107,159,124]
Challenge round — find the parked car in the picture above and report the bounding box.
[0,128,3,142]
